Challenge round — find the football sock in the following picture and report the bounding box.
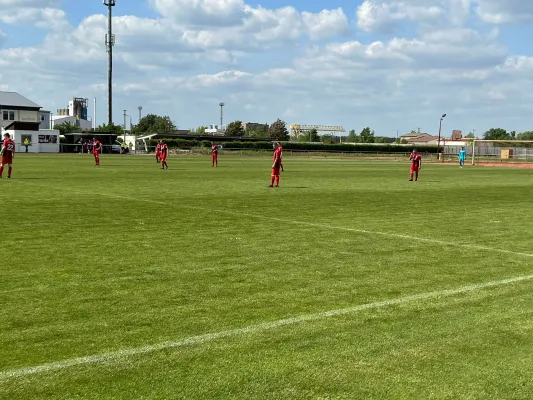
[0,166,3,177]
[271,175,275,186]
[8,167,12,177]
[275,176,279,186]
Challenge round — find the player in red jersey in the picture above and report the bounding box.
[279,143,284,172]
[92,137,102,166]
[211,142,218,167]
[155,142,161,163]
[409,149,421,181]
[159,140,168,169]
[270,142,282,187]
[0,133,15,178]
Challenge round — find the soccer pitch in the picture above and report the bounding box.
[1,154,533,399]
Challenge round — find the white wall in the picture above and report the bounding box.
[52,116,92,130]
[9,129,60,153]
[19,110,40,123]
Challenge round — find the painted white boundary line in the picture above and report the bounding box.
[1,273,532,380]
[105,193,533,258]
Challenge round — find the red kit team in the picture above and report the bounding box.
[2,134,421,183]
[0,133,15,178]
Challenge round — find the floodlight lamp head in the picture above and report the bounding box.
[442,113,446,118]
[219,102,224,107]
[103,0,116,6]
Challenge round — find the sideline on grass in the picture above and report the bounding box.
[1,273,532,380]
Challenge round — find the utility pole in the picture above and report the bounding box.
[104,0,116,125]
[219,102,224,128]
[123,109,127,130]
[138,106,142,123]
[437,113,446,161]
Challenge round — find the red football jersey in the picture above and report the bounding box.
[273,147,282,168]
[410,153,421,167]
[93,140,102,152]
[156,143,161,153]
[212,144,218,154]
[161,144,168,155]
[2,138,15,157]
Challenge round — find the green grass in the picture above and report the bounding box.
[1,154,532,399]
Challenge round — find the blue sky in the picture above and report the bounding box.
[1,0,533,136]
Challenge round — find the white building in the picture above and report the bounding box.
[51,115,92,130]
[0,91,41,130]
[0,91,60,153]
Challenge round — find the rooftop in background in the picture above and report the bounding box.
[0,91,41,109]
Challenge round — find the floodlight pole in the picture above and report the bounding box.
[437,113,446,161]
[219,102,224,128]
[138,106,142,123]
[104,0,116,126]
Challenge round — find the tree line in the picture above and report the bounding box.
[482,128,533,141]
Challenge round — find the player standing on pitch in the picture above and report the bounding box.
[0,133,15,178]
[279,142,284,172]
[459,147,466,168]
[211,142,218,167]
[92,137,102,166]
[160,140,168,169]
[155,141,161,163]
[270,142,282,187]
[409,149,421,181]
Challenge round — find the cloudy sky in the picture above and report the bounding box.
[0,0,532,136]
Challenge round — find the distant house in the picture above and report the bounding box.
[400,132,437,144]
[0,91,41,131]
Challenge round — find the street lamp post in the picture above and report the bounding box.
[437,113,446,161]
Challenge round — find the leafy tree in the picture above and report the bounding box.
[247,127,269,138]
[483,128,510,140]
[53,121,81,134]
[268,119,289,141]
[347,129,357,142]
[360,127,375,143]
[225,120,245,137]
[465,132,475,138]
[95,122,124,134]
[194,126,207,135]
[131,114,176,135]
[374,136,390,143]
[307,128,320,142]
[400,139,408,144]
[321,134,336,144]
[517,131,533,140]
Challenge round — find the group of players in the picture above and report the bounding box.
[1,132,466,182]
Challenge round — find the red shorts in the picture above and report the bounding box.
[156,152,160,157]
[410,165,419,172]
[212,153,217,158]
[1,155,13,165]
[160,155,167,161]
[272,168,280,176]
[93,152,99,157]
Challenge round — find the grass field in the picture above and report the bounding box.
[1,154,533,399]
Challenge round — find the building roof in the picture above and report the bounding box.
[401,132,432,139]
[407,135,438,143]
[0,91,41,109]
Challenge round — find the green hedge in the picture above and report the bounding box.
[148,138,439,153]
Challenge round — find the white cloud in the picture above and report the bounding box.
[0,0,532,134]
[474,0,533,24]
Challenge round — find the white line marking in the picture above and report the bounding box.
[102,193,533,258]
[1,273,532,380]
[14,182,532,258]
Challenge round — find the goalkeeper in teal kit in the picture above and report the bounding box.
[459,147,466,167]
